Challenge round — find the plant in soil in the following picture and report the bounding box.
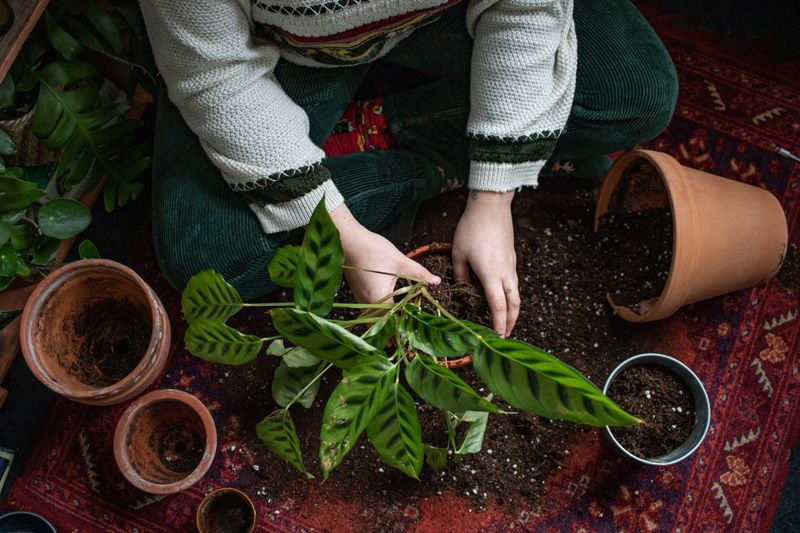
[181,197,641,481]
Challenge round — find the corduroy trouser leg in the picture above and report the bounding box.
[151,0,678,299]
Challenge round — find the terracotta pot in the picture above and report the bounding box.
[114,389,217,494]
[406,242,473,369]
[197,488,257,533]
[20,259,170,405]
[595,149,787,322]
[603,353,711,466]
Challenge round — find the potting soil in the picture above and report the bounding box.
[606,364,696,459]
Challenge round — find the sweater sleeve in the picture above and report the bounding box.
[140,0,343,233]
[465,0,577,191]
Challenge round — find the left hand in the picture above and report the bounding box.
[452,190,520,337]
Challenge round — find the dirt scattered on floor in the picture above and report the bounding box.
[215,177,664,517]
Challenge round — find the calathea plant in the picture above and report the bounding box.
[181,198,640,480]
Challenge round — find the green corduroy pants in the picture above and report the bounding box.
[151,0,678,300]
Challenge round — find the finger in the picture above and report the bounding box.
[483,280,508,337]
[504,279,521,336]
[452,249,470,284]
[400,256,441,285]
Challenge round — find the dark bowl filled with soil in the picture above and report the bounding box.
[602,353,710,465]
[197,488,257,533]
[406,242,491,368]
[114,389,217,494]
[595,149,786,322]
[20,259,171,405]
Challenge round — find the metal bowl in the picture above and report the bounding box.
[602,353,711,466]
[0,511,57,533]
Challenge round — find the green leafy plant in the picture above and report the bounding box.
[181,198,641,480]
[0,0,151,293]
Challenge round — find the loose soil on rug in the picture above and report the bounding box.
[605,364,696,459]
[216,177,663,516]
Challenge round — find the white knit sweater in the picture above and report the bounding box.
[141,0,576,233]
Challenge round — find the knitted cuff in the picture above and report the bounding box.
[466,133,558,191]
[468,160,546,191]
[234,163,344,233]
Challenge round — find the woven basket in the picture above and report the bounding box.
[0,105,62,167]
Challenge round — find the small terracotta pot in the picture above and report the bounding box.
[406,242,472,369]
[197,488,257,533]
[595,149,787,322]
[114,389,217,494]
[20,259,171,405]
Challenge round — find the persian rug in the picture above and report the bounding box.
[3,4,800,531]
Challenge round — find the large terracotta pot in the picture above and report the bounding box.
[114,389,217,494]
[595,149,787,322]
[20,259,170,405]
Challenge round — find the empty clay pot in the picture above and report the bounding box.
[197,488,257,533]
[595,149,787,322]
[114,389,217,494]
[406,242,473,369]
[20,259,171,405]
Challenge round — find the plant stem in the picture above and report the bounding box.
[332,303,394,310]
[260,335,282,343]
[343,264,425,284]
[285,361,333,409]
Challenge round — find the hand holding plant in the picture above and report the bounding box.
[181,197,640,480]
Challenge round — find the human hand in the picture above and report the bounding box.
[330,203,440,304]
[452,190,520,336]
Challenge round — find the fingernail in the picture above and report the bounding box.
[431,276,441,285]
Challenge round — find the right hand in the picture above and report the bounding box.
[331,203,440,304]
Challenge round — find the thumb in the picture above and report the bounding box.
[399,255,441,285]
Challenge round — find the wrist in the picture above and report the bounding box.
[465,189,514,215]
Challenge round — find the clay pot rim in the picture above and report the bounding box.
[113,388,218,494]
[594,149,695,322]
[20,259,166,402]
[196,487,257,533]
[601,352,711,466]
[406,242,473,369]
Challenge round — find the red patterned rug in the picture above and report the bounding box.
[4,5,800,532]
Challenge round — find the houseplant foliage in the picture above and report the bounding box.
[182,198,641,480]
[0,0,152,292]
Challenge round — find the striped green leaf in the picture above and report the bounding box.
[320,357,393,479]
[272,360,321,409]
[367,384,423,479]
[294,198,343,316]
[364,314,398,350]
[422,444,448,470]
[405,356,498,413]
[399,305,497,358]
[473,337,640,427]
[184,320,262,365]
[181,270,243,324]
[271,308,380,370]
[399,305,475,357]
[256,409,313,479]
[456,411,489,455]
[268,245,300,288]
[266,339,320,368]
